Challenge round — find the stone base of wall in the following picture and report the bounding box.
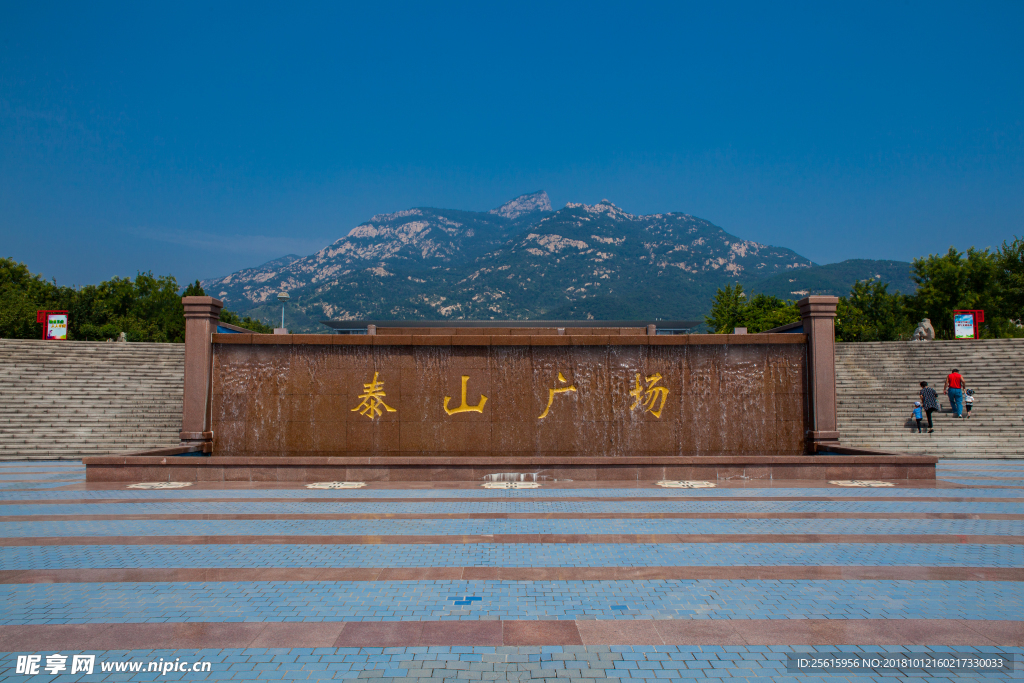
[83,454,937,482]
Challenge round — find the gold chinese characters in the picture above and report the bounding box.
[351,372,396,419]
[629,372,669,418]
[349,370,669,421]
[444,375,488,415]
[538,372,577,419]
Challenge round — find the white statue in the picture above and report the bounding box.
[911,318,935,341]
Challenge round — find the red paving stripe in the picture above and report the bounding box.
[2,495,1021,506]
[3,511,1022,522]
[2,566,1021,584]
[503,620,583,646]
[0,619,1021,650]
[8,565,1024,585]
[0,567,1003,584]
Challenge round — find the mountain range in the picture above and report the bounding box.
[203,191,916,332]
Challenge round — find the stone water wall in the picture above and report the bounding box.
[210,335,809,458]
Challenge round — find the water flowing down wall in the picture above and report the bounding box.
[210,337,808,458]
[84,300,938,481]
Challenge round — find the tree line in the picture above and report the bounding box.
[705,238,1024,341]
[0,258,272,342]
[5,239,1023,342]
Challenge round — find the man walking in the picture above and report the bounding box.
[943,368,966,418]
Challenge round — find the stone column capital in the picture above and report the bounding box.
[182,296,224,321]
[798,296,839,319]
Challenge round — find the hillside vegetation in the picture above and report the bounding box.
[0,260,269,341]
[705,242,1024,340]
[203,191,914,331]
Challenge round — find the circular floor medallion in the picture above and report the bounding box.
[306,482,367,489]
[481,482,541,489]
[126,482,193,489]
[829,480,895,487]
[655,480,717,488]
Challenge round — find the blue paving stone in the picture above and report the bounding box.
[0,473,81,481]
[0,459,1021,667]
[0,481,77,491]
[0,579,1020,624]
[2,542,1019,570]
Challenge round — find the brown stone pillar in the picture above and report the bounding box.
[798,295,840,452]
[180,296,223,449]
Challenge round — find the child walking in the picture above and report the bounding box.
[912,401,924,433]
[965,389,974,419]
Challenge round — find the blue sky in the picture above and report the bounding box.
[1,1,1022,286]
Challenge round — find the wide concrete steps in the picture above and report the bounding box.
[836,339,1024,458]
[0,339,185,458]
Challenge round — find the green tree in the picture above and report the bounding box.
[705,284,799,333]
[907,247,1009,338]
[741,293,800,333]
[0,258,77,339]
[705,284,747,333]
[0,280,42,339]
[72,272,186,342]
[836,280,912,342]
[1,258,192,342]
[182,280,205,297]
[996,237,1024,326]
[219,309,274,334]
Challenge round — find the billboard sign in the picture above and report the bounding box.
[954,314,974,339]
[46,313,68,340]
[37,310,69,340]
[953,310,983,340]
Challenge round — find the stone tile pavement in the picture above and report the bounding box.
[3,542,1020,570]
[0,459,1020,681]
[1,645,1022,682]
[2,578,1021,624]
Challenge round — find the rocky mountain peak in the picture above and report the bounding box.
[489,191,552,220]
[563,199,634,221]
[202,194,867,331]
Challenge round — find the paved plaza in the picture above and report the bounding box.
[0,461,1021,681]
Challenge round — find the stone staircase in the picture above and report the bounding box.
[3,337,1020,459]
[836,339,1024,458]
[0,339,184,458]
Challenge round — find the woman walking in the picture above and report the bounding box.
[919,381,940,433]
